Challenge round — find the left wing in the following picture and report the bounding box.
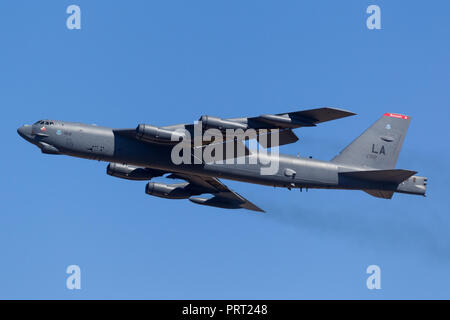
[106,163,263,212]
[167,173,265,213]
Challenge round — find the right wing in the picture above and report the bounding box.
[113,107,355,148]
[245,107,357,129]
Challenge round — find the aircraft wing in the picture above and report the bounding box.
[245,107,356,129]
[113,107,355,148]
[167,173,265,213]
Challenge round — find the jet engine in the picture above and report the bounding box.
[257,114,315,128]
[145,182,193,199]
[199,115,248,131]
[106,163,158,180]
[136,124,185,143]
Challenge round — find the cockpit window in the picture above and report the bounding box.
[34,120,55,125]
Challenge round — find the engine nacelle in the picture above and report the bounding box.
[258,114,314,128]
[136,124,185,143]
[199,115,248,131]
[107,163,156,180]
[145,182,192,199]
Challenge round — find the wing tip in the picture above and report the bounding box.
[242,203,265,213]
[293,107,357,124]
[325,107,357,117]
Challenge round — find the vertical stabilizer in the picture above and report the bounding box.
[331,113,410,169]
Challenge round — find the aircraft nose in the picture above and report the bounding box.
[17,125,32,139]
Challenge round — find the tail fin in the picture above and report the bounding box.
[331,113,411,169]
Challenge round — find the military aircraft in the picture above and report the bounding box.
[17,107,427,212]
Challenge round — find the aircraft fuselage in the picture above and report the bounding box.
[17,120,426,198]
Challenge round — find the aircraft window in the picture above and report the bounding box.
[32,120,60,126]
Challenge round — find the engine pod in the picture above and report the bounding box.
[145,182,192,199]
[136,124,186,144]
[107,163,157,180]
[199,115,248,131]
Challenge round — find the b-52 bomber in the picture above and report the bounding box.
[18,107,427,212]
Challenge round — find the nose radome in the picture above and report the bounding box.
[17,125,32,139]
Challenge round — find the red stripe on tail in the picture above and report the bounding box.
[384,113,409,120]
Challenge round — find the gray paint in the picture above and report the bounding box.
[17,109,427,212]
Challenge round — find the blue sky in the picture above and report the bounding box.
[1,0,449,299]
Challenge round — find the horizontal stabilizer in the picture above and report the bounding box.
[364,190,394,199]
[340,169,417,184]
